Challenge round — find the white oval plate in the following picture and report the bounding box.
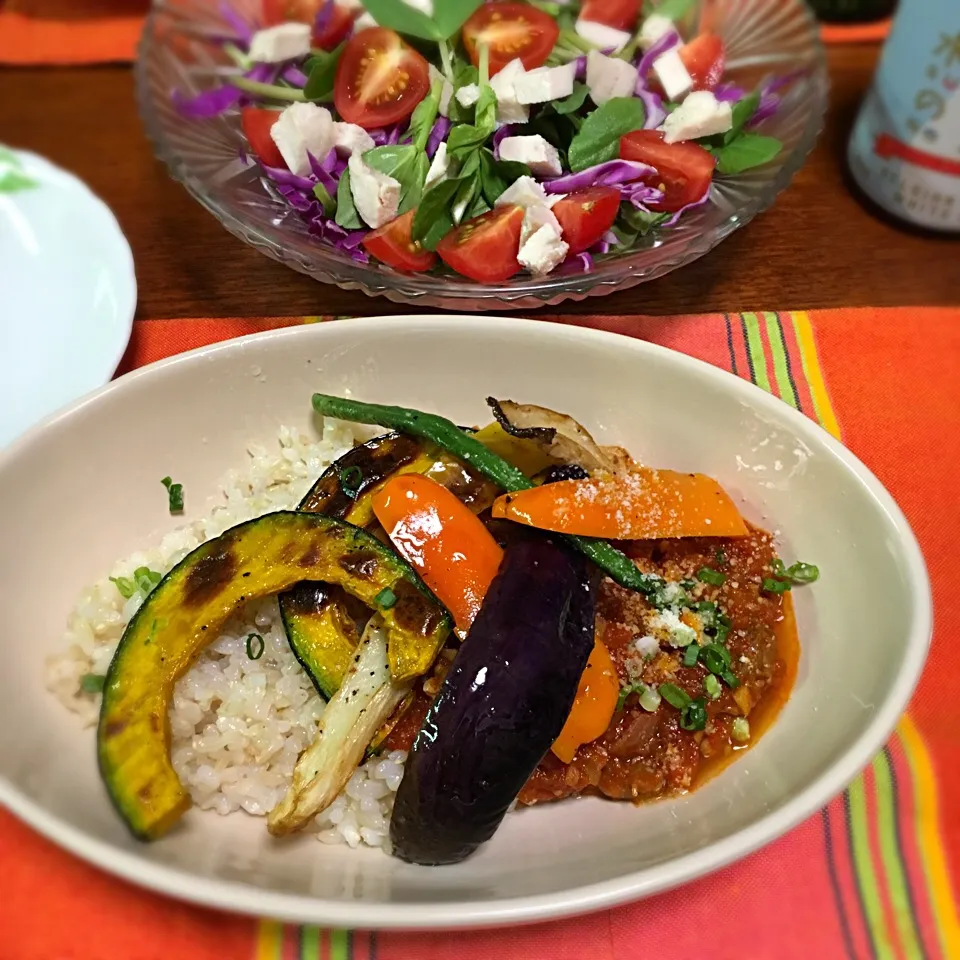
[0,317,931,929]
[0,148,136,447]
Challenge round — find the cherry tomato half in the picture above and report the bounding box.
[620,130,715,212]
[362,210,437,272]
[579,0,640,33]
[680,33,726,91]
[334,27,431,129]
[462,2,559,76]
[437,205,525,282]
[262,0,356,50]
[240,106,285,168]
[551,187,622,255]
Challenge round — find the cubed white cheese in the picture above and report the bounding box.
[270,102,335,176]
[455,84,479,108]
[638,14,675,51]
[661,90,732,143]
[348,153,401,228]
[652,47,693,101]
[333,121,376,157]
[518,224,569,276]
[497,134,562,177]
[495,175,550,210]
[401,0,433,15]
[520,202,562,245]
[490,58,530,124]
[514,62,577,105]
[428,65,454,117]
[248,22,312,64]
[424,142,456,191]
[354,10,378,30]
[586,50,638,106]
[575,18,632,53]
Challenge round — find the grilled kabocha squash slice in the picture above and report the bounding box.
[279,425,554,698]
[98,511,450,840]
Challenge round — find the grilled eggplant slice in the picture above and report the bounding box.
[389,536,597,865]
[98,511,450,840]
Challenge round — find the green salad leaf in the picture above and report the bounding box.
[304,43,344,101]
[335,168,363,228]
[550,83,591,116]
[568,98,646,171]
[710,133,782,174]
[645,0,698,21]
[360,0,483,40]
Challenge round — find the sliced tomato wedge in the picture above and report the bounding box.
[680,33,726,91]
[462,3,559,76]
[437,205,525,282]
[362,210,437,273]
[262,0,316,25]
[313,3,357,50]
[551,187,621,255]
[240,107,286,168]
[578,0,640,33]
[334,27,431,129]
[262,0,356,49]
[620,130,715,212]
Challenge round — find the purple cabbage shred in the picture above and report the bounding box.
[218,0,256,43]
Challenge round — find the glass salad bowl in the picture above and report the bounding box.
[136,0,828,311]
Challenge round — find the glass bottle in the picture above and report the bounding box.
[847,0,960,231]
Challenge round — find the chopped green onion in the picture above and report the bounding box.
[375,587,397,610]
[638,684,662,713]
[682,643,700,668]
[109,575,137,599]
[785,561,820,584]
[764,559,820,593]
[732,717,751,742]
[80,673,106,694]
[679,578,697,591]
[715,548,726,565]
[697,567,727,586]
[762,577,791,594]
[246,633,265,660]
[704,674,722,699]
[133,567,162,596]
[339,465,363,499]
[680,698,708,731]
[617,682,663,713]
[161,476,184,513]
[698,642,732,675]
[659,682,692,710]
[721,669,741,689]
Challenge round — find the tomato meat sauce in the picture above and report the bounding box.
[384,526,799,807]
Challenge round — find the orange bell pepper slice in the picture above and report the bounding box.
[491,467,748,540]
[552,636,620,763]
[372,474,504,632]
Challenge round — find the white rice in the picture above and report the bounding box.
[46,421,406,850]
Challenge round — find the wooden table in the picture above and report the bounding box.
[2,43,957,318]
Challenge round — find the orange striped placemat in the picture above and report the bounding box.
[0,0,144,64]
[3,308,958,960]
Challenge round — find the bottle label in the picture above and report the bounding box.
[848,3,960,230]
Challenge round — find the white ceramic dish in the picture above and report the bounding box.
[0,316,931,929]
[0,148,136,448]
